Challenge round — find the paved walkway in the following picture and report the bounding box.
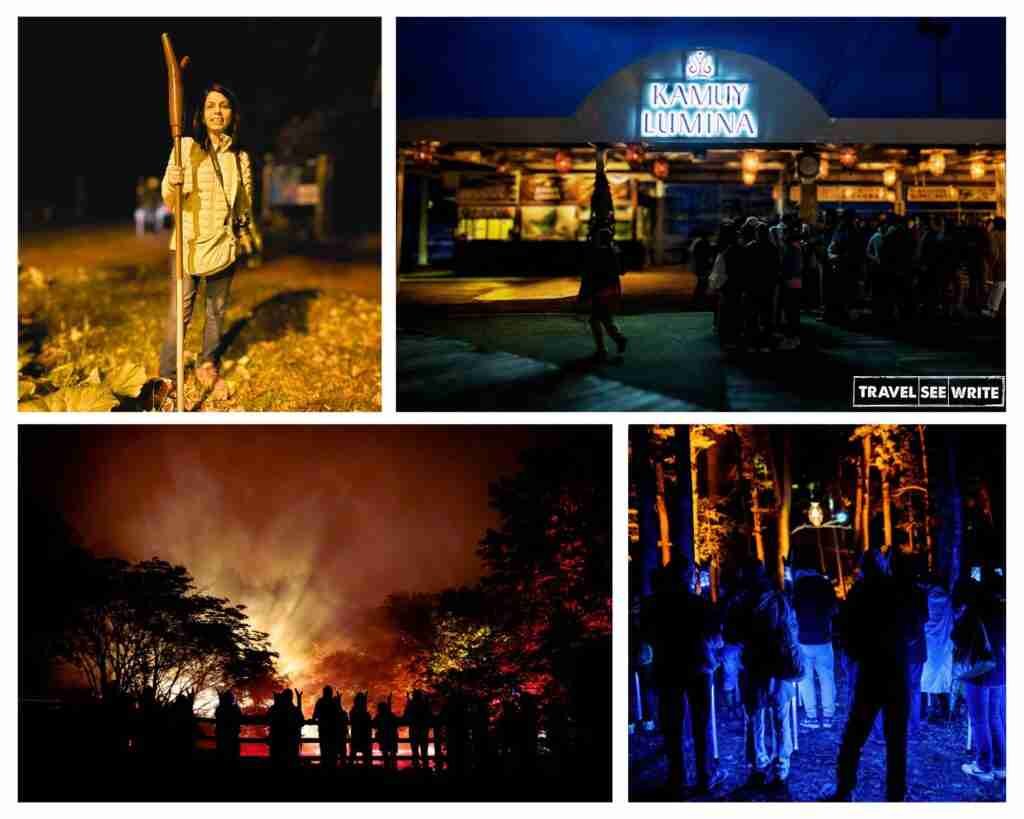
[398,268,1003,411]
[398,312,1003,411]
[399,333,698,411]
[399,269,693,314]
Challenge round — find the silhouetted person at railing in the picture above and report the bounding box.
[168,689,197,767]
[404,689,432,769]
[375,698,399,769]
[441,693,469,775]
[498,698,522,770]
[138,685,165,763]
[825,548,926,802]
[313,686,341,770]
[335,691,350,767]
[469,695,490,771]
[269,688,304,768]
[350,692,373,766]
[215,690,242,764]
[98,680,132,760]
[521,694,539,773]
[544,701,571,770]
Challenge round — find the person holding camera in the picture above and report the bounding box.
[154,83,253,409]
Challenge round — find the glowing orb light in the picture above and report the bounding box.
[808,502,825,528]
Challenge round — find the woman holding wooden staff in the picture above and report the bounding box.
[153,81,254,410]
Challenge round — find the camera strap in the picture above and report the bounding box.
[207,146,234,228]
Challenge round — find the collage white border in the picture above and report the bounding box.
[3,2,1017,815]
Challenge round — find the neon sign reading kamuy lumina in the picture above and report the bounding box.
[640,50,758,139]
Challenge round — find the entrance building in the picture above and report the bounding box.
[398,48,1005,273]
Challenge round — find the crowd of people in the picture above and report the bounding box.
[631,551,1006,801]
[691,210,1007,353]
[102,684,558,775]
[254,687,554,773]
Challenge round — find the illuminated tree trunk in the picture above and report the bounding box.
[918,424,934,570]
[853,460,864,548]
[706,439,723,602]
[932,428,963,590]
[773,430,793,590]
[831,527,847,598]
[881,471,893,550]
[862,434,872,551]
[655,462,672,568]
[675,431,696,587]
[689,431,700,570]
[946,433,963,590]
[739,427,764,564]
[631,427,660,597]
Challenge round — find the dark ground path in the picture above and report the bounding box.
[629,674,1006,802]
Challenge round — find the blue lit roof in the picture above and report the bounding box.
[398,18,1005,121]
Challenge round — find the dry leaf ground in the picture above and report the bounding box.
[19,226,381,412]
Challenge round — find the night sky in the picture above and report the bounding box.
[19,18,380,219]
[398,18,1005,120]
[20,425,560,691]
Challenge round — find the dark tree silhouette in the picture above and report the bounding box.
[56,555,279,705]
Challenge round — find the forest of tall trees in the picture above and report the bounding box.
[629,425,1003,600]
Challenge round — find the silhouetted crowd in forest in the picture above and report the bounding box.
[694,211,1006,353]
[631,550,1006,800]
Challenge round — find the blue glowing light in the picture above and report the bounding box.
[640,50,758,139]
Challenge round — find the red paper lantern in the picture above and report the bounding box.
[554,150,573,174]
[412,141,435,165]
[652,158,670,180]
[625,144,645,164]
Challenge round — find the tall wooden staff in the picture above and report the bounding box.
[161,34,189,412]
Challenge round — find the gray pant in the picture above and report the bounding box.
[797,642,836,720]
[159,252,235,379]
[743,677,795,776]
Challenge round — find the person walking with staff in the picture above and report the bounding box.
[152,74,254,410]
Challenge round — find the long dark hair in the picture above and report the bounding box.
[192,83,243,152]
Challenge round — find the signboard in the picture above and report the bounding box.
[456,174,518,205]
[520,174,631,205]
[572,175,632,206]
[789,186,892,203]
[520,174,577,204]
[641,50,758,139]
[521,205,577,240]
[907,186,996,203]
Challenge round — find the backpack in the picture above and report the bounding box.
[953,612,997,681]
[754,593,805,681]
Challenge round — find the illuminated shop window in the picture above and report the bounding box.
[458,218,513,240]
